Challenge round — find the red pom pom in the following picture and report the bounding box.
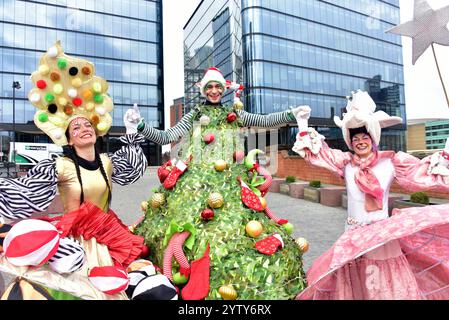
[72,98,83,107]
[36,80,47,89]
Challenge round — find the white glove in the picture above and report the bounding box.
[427,137,449,176]
[124,103,142,134]
[439,137,449,168]
[291,105,311,132]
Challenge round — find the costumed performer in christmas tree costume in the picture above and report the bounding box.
[131,67,309,300]
[0,42,149,300]
[292,90,449,300]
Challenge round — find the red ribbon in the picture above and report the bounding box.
[250,162,260,172]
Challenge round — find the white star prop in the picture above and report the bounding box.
[387,0,449,65]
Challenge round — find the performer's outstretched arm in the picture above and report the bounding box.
[236,109,295,128]
[137,110,196,145]
[0,159,57,220]
[108,133,148,186]
[393,138,449,192]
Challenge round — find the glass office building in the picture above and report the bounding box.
[0,0,164,165]
[184,0,406,151]
[426,120,449,150]
[184,0,243,112]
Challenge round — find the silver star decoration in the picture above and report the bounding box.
[387,0,449,65]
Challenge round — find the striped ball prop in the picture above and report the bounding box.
[3,219,60,267]
[126,270,150,299]
[48,237,86,274]
[126,259,160,298]
[88,266,129,295]
[132,274,178,300]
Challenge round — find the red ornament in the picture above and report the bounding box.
[157,159,172,183]
[36,80,47,89]
[227,112,237,123]
[200,208,215,221]
[237,177,264,212]
[255,234,284,255]
[203,133,215,144]
[140,245,150,258]
[233,150,245,162]
[73,98,83,107]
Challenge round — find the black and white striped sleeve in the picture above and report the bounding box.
[236,109,295,127]
[0,159,58,220]
[138,110,195,145]
[109,133,148,186]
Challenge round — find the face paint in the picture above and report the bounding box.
[69,118,92,138]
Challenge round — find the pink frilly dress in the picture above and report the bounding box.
[293,130,449,300]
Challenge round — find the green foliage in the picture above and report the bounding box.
[309,180,321,188]
[410,192,429,205]
[285,176,296,183]
[135,104,306,300]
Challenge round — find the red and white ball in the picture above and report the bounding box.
[3,219,60,267]
[88,266,129,295]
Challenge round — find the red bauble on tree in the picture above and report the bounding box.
[200,208,215,221]
[233,150,245,163]
[203,133,215,144]
[227,112,237,123]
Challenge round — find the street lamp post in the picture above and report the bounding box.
[12,81,21,164]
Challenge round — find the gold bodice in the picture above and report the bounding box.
[56,154,113,213]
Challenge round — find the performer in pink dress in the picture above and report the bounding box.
[292,90,449,300]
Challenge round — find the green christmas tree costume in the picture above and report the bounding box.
[135,103,306,300]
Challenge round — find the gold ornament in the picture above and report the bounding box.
[150,193,166,209]
[295,237,309,253]
[218,285,237,300]
[214,160,228,172]
[207,192,224,209]
[140,201,148,212]
[259,197,267,210]
[234,100,244,110]
[245,220,263,238]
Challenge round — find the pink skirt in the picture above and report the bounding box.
[297,204,449,300]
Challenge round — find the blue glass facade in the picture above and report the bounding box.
[426,120,449,150]
[185,0,406,151]
[242,0,405,150]
[0,0,164,164]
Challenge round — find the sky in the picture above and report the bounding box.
[162,0,449,134]
[399,0,449,123]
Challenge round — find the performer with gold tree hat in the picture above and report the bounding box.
[0,42,149,299]
[292,90,449,300]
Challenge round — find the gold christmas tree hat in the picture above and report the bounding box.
[28,41,113,146]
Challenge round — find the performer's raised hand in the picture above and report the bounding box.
[124,103,142,134]
[291,105,311,132]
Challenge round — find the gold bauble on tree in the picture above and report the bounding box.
[207,192,224,209]
[150,193,166,209]
[214,160,228,172]
[140,201,148,212]
[245,220,263,238]
[295,237,309,253]
[259,197,267,210]
[218,285,237,300]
